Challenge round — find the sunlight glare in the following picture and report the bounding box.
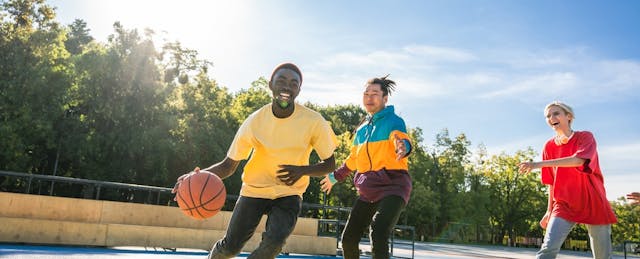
[98,0,252,46]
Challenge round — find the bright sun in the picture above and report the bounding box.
[93,0,251,44]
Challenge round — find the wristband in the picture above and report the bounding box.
[327,173,337,184]
[403,139,412,155]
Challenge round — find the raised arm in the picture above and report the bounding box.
[519,156,586,173]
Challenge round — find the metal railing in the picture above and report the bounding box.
[0,170,239,205]
[623,240,640,258]
[1,170,170,202]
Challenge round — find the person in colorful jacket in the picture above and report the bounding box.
[320,75,412,259]
[172,62,338,259]
[518,101,617,259]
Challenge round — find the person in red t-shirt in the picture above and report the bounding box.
[519,101,617,259]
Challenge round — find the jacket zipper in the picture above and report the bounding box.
[365,117,374,172]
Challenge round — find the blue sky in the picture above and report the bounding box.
[49,0,640,201]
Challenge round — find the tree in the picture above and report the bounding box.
[462,144,492,243]
[611,198,640,246]
[429,129,472,236]
[1,0,56,33]
[64,19,93,55]
[0,0,72,177]
[169,70,238,195]
[404,127,439,240]
[229,77,271,124]
[70,22,174,187]
[161,41,211,85]
[480,148,547,245]
[311,103,366,136]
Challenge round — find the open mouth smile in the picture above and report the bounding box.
[279,92,291,100]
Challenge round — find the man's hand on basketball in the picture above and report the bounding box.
[320,176,334,194]
[171,167,199,201]
[277,165,306,186]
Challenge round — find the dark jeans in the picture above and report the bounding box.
[208,195,302,259]
[341,195,406,259]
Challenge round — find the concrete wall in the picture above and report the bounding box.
[0,192,336,255]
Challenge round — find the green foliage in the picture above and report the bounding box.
[0,0,71,174]
[68,22,175,186]
[429,129,472,234]
[230,77,270,123]
[611,198,640,244]
[404,128,439,237]
[303,104,365,207]
[479,148,547,245]
[1,0,57,33]
[317,132,357,207]
[160,41,211,85]
[64,19,93,55]
[310,103,366,136]
[169,71,238,193]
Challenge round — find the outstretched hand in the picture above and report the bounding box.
[171,167,200,201]
[518,161,537,174]
[394,134,408,161]
[320,176,334,194]
[277,165,306,186]
[627,192,640,205]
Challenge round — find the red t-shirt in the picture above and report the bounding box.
[540,131,617,225]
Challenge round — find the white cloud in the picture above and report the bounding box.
[394,77,450,98]
[300,81,363,105]
[497,47,588,69]
[403,45,477,63]
[604,174,640,201]
[599,142,640,172]
[478,72,578,99]
[484,134,548,158]
[464,72,503,85]
[594,60,640,91]
[307,45,640,106]
[477,50,640,102]
[316,51,411,70]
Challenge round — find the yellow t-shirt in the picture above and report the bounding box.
[227,103,337,199]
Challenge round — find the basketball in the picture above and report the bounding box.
[175,170,226,219]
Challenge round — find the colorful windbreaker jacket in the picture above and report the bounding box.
[332,105,413,204]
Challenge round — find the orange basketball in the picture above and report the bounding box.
[176,170,226,219]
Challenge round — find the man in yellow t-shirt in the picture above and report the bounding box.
[173,63,337,259]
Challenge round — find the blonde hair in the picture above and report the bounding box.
[544,101,575,124]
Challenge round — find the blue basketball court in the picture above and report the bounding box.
[2,242,631,259]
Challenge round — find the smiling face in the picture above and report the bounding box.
[269,68,301,109]
[363,83,388,114]
[545,105,573,132]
